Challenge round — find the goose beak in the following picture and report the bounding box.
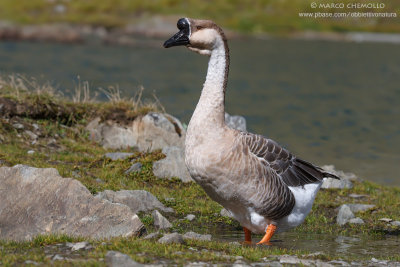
[163,30,190,48]
[164,18,191,48]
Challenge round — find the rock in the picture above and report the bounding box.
[378,218,393,223]
[86,112,185,151]
[336,205,355,225]
[106,251,144,267]
[125,162,142,174]
[12,123,24,129]
[322,177,353,189]
[346,204,375,213]
[186,262,209,267]
[279,255,313,266]
[185,214,196,221]
[328,260,350,266]
[105,152,134,161]
[348,217,364,224]
[390,221,400,227]
[95,189,174,214]
[220,208,234,218]
[53,4,66,14]
[24,130,38,140]
[143,231,161,240]
[321,165,359,181]
[152,210,172,230]
[232,259,251,267]
[66,241,91,251]
[32,123,40,131]
[24,260,39,266]
[348,194,368,199]
[158,233,184,244]
[0,165,144,241]
[225,112,247,132]
[95,178,104,184]
[153,146,192,183]
[52,254,65,261]
[183,231,212,241]
[27,150,35,155]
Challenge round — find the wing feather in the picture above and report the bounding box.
[240,132,339,187]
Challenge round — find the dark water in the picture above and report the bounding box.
[0,39,399,185]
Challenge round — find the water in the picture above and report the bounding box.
[0,38,399,185]
[214,228,400,259]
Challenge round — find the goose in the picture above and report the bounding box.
[163,18,339,245]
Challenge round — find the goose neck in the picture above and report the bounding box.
[193,38,229,128]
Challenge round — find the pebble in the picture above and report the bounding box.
[158,233,185,244]
[24,130,38,140]
[104,152,134,161]
[185,214,196,221]
[337,205,355,225]
[105,251,144,267]
[143,232,161,240]
[95,178,104,184]
[346,204,375,213]
[12,123,24,130]
[348,217,364,224]
[27,150,35,155]
[220,208,234,218]
[52,254,64,261]
[152,210,172,230]
[390,221,400,227]
[183,231,212,241]
[24,260,39,266]
[322,178,353,189]
[124,162,142,174]
[348,194,368,199]
[32,123,40,131]
[47,138,57,146]
[378,218,392,223]
[66,241,91,251]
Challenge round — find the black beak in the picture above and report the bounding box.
[163,18,190,48]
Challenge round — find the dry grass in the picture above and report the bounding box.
[0,74,161,124]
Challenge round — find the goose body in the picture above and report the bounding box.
[164,18,338,243]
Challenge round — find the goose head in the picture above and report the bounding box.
[163,18,226,56]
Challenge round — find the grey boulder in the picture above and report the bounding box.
[152,210,172,230]
[0,165,144,241]
[95,189,174,214]
[86,112,185,151]
[153,146,193,183]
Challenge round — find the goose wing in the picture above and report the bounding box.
[240,132,339,187]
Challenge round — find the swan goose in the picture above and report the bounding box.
[163,18,339,244]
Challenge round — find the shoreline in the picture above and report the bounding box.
[2,20,400,46]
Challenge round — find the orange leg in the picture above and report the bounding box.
[243,227,252,244]
[257,224,277,245]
